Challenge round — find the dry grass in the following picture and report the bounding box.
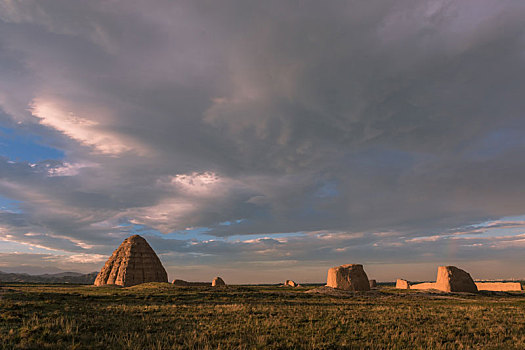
[1,282,525,349]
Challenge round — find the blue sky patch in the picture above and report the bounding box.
[0,126,64,163]
[0,195,22,213]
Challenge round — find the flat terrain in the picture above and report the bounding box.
[1,283,525,349]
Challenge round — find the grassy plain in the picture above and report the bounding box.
[1,282,525,349]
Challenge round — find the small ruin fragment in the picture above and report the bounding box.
[435,266,477,293]
[212,277,226,287]
[475,282,522,291]
[326,264,370,291]
[284,280,299,287]
[396,279,410,289]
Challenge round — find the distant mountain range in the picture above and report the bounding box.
[0,270,98,284]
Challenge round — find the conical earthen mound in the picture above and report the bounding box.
[94,235,168,287]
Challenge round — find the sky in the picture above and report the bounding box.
[1,0,525,283]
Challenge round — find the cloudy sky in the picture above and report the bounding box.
[1,0,525,283]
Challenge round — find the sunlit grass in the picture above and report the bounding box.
[1,283,525,349]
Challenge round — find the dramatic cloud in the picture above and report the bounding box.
[1,0,525,281]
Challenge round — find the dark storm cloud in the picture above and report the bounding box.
[1,0,525,276]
